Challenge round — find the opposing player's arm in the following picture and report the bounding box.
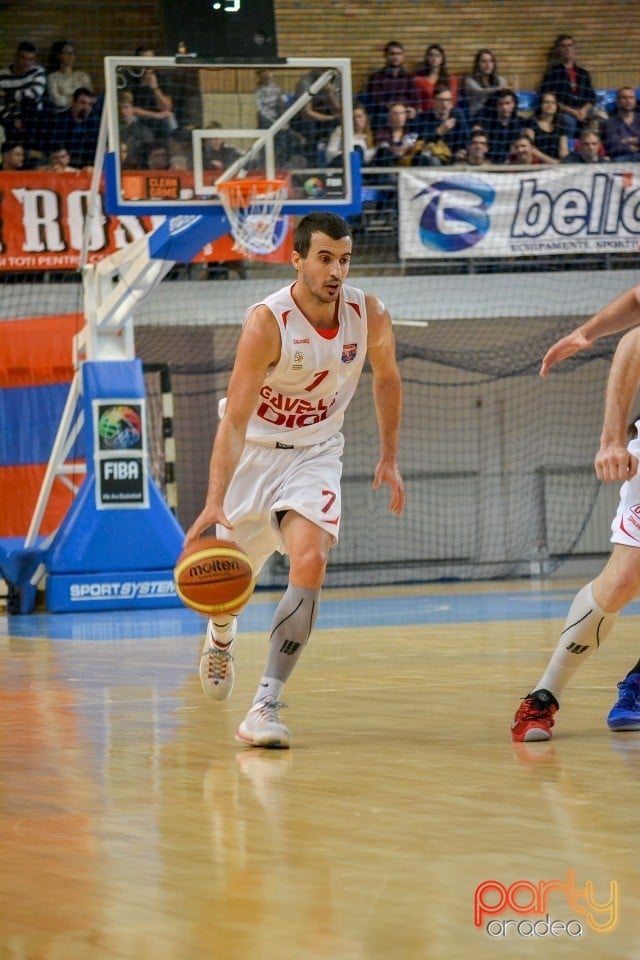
[596,326,640,482]
[365,294,405,515]
[185,306,280,543]
[540,285,640,377]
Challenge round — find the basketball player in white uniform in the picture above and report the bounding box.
[185,211,405,748]
[512,283,640,740]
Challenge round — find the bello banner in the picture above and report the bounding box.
[0,171,293,271]
[398,164,640,259]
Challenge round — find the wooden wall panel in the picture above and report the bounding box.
[0,1,638,101]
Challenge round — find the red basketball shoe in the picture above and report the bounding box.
[511,689,559,742]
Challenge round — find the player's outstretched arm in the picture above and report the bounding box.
[595,327,640,483]
[540,327,594,377]
[366,295,405,516]
[540,285,640,377]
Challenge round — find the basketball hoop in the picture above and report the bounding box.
[216,177,287,256]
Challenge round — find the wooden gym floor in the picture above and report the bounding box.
[2,578,640,960]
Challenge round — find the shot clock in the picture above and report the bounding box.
[163,0,281,62]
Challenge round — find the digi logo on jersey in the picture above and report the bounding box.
[410,177,495,252]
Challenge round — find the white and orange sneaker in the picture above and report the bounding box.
[199,617,237,702]
[236,697,291,749]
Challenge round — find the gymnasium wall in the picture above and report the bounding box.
[0,1,638,98]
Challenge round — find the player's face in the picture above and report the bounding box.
[293,232,352,303]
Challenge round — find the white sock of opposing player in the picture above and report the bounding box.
[252,585,320,705]
[534,582,618,701]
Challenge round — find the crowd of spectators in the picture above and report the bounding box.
[357,34,640,170]
[1,33,639,175]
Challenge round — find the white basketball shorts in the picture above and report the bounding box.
[217,434,344,576]
[611,437,640,547]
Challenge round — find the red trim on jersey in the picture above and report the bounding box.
[620,516,640,542]
[282,309,292,327]
[346,300,362,317]
[316,325,339,340]
[289,283,342,338]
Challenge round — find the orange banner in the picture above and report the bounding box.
[0,171,292,271]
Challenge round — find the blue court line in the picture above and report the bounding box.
[3,587,640,642]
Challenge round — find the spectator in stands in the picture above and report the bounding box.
[562,129,610,163]
[456,129,491,166]
[479,88,523,163]
[145,140,171,170]
[204,121,243,174]
[539,34,597,139]
[0,41,47,145]
[373,102,424,166]
[168,127,194,170]
[48,87,102,169]
[46,40,93,112]
[326,102,376,167]
[603,87,640,162]
[45,144,78,172]
[0,141,27,170]
[413,43,458,114]
[119,46,177,138]
[464,49,506,120]
[364,41,419,129]
[507,132,542,165]
[256,68,289,128]
[291,68,341,163]
[255,68,306,167]
[119,92,153,167]
[414,88,470,165]
[524,92,569,163]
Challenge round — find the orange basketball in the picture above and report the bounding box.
[174,537,254,615]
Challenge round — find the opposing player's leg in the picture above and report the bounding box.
[511,544,640,741]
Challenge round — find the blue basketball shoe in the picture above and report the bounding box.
[607,673,640,731]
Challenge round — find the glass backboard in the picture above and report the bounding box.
[103,56,360,217]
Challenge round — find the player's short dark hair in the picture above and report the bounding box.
[294,212,352,257]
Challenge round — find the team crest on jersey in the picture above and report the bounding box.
[292,349,304,371]
[341,343,357,363]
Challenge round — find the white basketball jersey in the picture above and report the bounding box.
[227,282,369,447]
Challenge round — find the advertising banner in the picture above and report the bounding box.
[398,165,640,259]
[0,171,293,271]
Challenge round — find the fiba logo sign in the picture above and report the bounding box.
[98,405,143,450]
[410,177,495,252]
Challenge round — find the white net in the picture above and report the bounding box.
[216,179,288,256]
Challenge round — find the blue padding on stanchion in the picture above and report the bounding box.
[0,383,77,465]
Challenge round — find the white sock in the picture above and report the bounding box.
[535,582,618,700]
[253,676,285,704]
[210,615,236,647]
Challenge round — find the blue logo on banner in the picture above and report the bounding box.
[412,177,495,252]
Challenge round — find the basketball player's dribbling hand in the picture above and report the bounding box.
[539,328,594,377]
[595,441,639,483]
[184,504,233,548]
[372,460,405,515]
